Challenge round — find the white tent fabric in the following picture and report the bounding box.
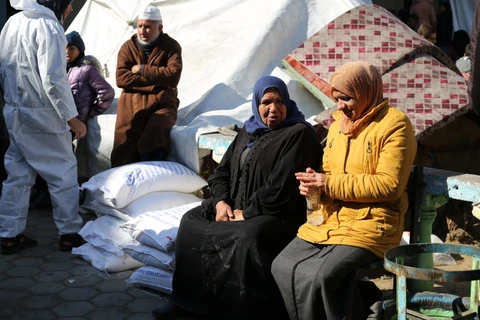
[68,0,371,175]
[450,0,476,37]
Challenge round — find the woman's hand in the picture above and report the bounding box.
[230,209,245,221]
[295,167,326,196]
[215,200,234,222]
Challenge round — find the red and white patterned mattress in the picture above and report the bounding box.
[285,4,469,140]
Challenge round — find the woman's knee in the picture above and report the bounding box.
[271,252,290,284]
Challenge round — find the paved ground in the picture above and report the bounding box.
[0,208,182,320]
[4,209,474,320]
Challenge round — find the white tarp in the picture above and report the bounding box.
[68,0,371,174]
[450,0,476,37]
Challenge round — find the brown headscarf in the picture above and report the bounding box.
[330,61,384,137]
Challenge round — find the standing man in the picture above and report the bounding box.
[410,0,436,28]
[436,0,453,54]
[0,0,86,255]
[111,5,183,167]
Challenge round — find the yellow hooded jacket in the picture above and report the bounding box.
[298,100,417,258]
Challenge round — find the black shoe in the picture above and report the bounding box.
[1,234,37,255]
[152,302,175,319]
[152,301,205,319]
[59,233,86,252]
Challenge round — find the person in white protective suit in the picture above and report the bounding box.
[0,0,87,255]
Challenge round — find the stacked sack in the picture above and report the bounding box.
[120,202,201,295]
[72,161,207,294]
[80,161,206,221]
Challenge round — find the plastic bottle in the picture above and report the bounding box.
[306,188,324,226]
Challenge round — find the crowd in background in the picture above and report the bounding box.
[397,0,471,78]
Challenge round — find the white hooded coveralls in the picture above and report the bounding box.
[0,0,83,237]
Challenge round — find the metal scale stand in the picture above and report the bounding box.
[384,243,480,320]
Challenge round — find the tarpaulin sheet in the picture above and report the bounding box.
[67,0,370,175]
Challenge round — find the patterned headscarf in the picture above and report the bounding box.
[330,61,384,137]
[244,76,312,135]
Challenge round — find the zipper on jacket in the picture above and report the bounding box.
[366,140,374,174]
[367,141,372,154]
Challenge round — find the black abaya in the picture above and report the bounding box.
[172,123,323,320]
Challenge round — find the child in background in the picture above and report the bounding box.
[66,31,115,190]
[456,44,471,80]
[66,31,114,125]
[417,23,437,44]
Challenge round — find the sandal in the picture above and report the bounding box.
[59,233,86,252]
[1,234,38,255]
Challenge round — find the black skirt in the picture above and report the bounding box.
[172,201,291,320]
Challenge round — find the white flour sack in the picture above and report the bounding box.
[121,241,176,271]
[82,191,203,221]
[72,243,144,273]
[78,215,134,256]
[121,201,202,252]
[80,161,207,209]
[126,265,174,295]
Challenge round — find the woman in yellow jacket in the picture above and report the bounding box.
[272,61,417,320]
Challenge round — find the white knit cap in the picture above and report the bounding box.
[138,5,162,22]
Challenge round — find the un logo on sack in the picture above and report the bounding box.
[124,168,145,186]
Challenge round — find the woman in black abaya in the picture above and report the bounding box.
[158,76,322,320]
